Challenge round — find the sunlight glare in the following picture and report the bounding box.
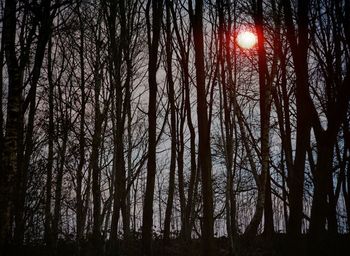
[236,31,258,49]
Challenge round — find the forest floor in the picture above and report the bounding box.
[3,234,350,256]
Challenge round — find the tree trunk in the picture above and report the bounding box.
[14,1,52,245]
[123,45,134,242]
[52,122,68,247]
[89,30,105,254]
[169,3,196,241]
[142,1,163,255]
[44,37,54,251]
[282,0,311,239]
[217,0,236,249]
[76,6,86,254]
[190,0,214,254]
[244,0,272,239]
[264,169,274,237]
[0,14,4,186]
[327,170,338,234]
[310,135,336,237]
[163,0,176,242]
[91,64,104,256]
[343,153,350,231]
[0,0,21,247]
[106,2,128,250]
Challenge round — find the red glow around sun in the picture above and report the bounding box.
[236,31,258,49]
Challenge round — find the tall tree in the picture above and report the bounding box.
[169,1,197,241]
[104,0,127,247]
[282,0,311,240]
[217,0,237,251]
[308,0,350,238]
[76,4,87,255]
[142,0,163,255]
[44,36,54,251]
[0,0,21,246]
[163,0,177,242]
[189,0,214,255]
[14,0,54,246]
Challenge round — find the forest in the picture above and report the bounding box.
[0,0,349,255]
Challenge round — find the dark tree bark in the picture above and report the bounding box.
[0,0,22,247]
[91,42,104,255]
[264,168,274,236]
[52,117,69,248]
[244,0,273,239]
[169,2,197,241]
[104,0,135,253]
[121,11,135,239]
[163,0,176,242]
[76,5,86,255]
[282,0,311,239]
[221,1,241,249]
[106,0,126,246]
[308,0,350,238]
[14,0,53,245]
[271,2,293,231]
[217,0,237,251]
[44,37,54,251]
[0,11,4,227]
[142,0,163,255]
[343,125,350,231]
[190,0,214,255]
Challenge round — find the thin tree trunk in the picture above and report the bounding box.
[327,169,338,234]
[142,1,163,255]
[244,0,272,239]
[0,13,4,183]
[343,147,350,231]
[282,0,311,240]
[123,52,133,242]
[52,115,69,248]
[44,37,54,251]
[76,6,86,254]
[163,0,176,242]
[91,57,104,256]
[14,1,53,245]
[106,2,127,250]
[309,0,350,237]
[218,2,232,251]
[190,0,214,254]
[169,3,196,241]
[264,169,274,237]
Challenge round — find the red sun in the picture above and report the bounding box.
[236,31,258,49]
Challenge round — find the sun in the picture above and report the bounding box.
[236,31,258,49]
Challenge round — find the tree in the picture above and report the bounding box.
[142,0,163,255]
[0,1,349,255]
[15,0,55,246]
[163,0,177,242]
[217,0,238,251]
[308,0,350,239]
[242,0,273,239]
[90,11,108,254]
[189,0,214,255]
[0,0,21,247]
[282,0,311,240]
